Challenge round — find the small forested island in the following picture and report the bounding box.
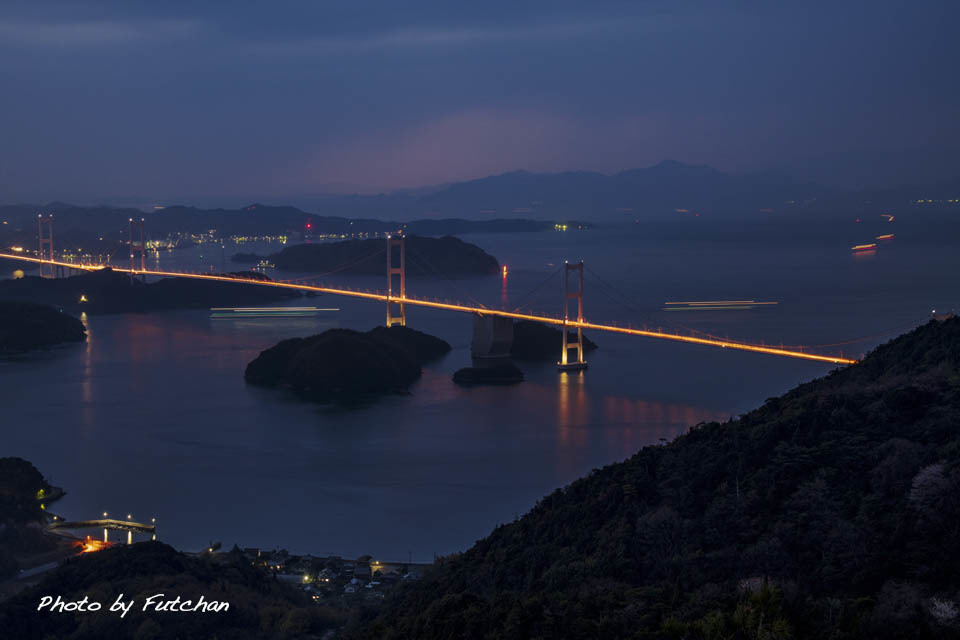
[253,235,500,276]
[245,325,451,403]
[510,320,598,360]
[0,302,85,353]
[0,268,300,314]
[343,317,960,640]
[453,363,524,386]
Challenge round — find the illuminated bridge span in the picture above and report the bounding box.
[49,518,155,534]
[0,243,856,365]
[48,518,157,545]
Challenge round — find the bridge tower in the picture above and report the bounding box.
[558,260,587,371]
[37,213,59,278]
[129,217,146,281]
[386,234,406,327]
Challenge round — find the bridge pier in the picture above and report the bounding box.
[558,261,588,371]
[103,529,108,543]
[471,314,513,361]
[127,530,132,545]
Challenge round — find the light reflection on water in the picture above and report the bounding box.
[2,218,958,560]
[2,307,727,560]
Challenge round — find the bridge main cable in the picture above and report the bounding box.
[0,253,857,365]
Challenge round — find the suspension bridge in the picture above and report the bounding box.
[0,216,858,365]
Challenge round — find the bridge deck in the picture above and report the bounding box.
[0,253,856,365]
[48,518,155,533]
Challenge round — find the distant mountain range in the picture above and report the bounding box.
[398,160,820,216]
[370,159,960,218]
[2,162,959,239]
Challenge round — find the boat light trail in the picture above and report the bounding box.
[664,300,778,305]
[663,300,779,311]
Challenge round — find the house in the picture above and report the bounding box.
[353,563,371,580]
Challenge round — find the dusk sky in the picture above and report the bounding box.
[2,1,958,202]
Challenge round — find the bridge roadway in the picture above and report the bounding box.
[48,518,155,534]
[0,253,856,365]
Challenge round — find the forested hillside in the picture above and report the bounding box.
[344,317,960,639]
[0,542,344,639]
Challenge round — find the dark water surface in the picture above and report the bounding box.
[2,216,957,560]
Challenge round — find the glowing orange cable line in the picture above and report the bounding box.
[0,253,857,365]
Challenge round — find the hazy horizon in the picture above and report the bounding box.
[4,152,960,211]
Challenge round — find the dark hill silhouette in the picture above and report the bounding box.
[0,457,62,580]
[0,269,299,314]
[343,317,960,640]
[510,320,598,361]
[0,202,584,242]
[265,235,500,276]
[0,302,85,353]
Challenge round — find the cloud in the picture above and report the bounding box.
[244,18,673,58]
[0,18,200,48]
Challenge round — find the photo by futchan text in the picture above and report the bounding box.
[37,594,229,617]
